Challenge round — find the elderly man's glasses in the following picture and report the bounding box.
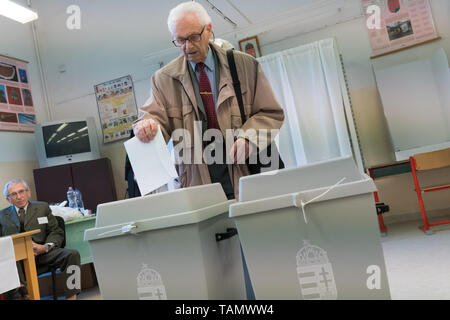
[172,26,205,47]
[7,189,28,199]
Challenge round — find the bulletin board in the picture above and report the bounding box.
[0,54,36,132]
[362,0,439,58]
[94,75,139,144]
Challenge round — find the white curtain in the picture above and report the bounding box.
[258,38,359,169]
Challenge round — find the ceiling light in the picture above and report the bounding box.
[0,0,38,24]
[201,0,237,27]
[56,123,68,132]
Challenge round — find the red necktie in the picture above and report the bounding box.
[196,63,220,130]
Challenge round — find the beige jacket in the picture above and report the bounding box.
[136,43,285,197]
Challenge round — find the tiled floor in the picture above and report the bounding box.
[380,218,450,299]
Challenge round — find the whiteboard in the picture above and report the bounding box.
[374,49,450,160]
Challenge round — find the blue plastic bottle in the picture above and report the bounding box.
[67,187,77,209]
[74,188,85,215]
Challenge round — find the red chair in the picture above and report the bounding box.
[410,148,450,234]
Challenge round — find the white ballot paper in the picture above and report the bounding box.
[0,236,20,294]
[124,126,179,195]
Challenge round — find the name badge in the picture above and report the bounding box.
[38,217,48,224]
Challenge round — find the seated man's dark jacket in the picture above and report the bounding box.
[0,201,64,246]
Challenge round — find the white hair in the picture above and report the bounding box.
[167,1,212,35]
[3,179,29,197]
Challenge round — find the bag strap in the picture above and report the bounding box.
[226,49,246,124]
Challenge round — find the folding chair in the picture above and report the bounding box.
[410,148,450,235]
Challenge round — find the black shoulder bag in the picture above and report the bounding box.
[226,49,284,175]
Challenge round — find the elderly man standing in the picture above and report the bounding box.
[0,179,81,300]
[134,1,284,200]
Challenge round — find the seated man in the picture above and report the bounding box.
[0,179,81,300]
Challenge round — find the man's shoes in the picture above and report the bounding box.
[4,288,24,300]
[18,286,29,300]
[4,286,29,300]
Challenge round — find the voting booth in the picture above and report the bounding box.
[230,156,391,300]
[85,184,246,300]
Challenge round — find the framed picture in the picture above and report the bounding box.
[239,36,262,58]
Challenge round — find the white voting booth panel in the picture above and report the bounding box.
[230,157,391,300]
[85,184,246,300]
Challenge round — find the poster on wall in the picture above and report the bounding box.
[362,0,439,57]
[0,54,36,132]
[94,75,139,144]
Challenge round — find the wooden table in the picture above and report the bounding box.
[11,230,41,300]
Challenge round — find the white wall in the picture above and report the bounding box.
[254,0,450,223]
[260,0,450,168]
[31,0,186,199]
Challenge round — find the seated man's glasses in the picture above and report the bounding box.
[172,26,206,47]
[8,189,27,199]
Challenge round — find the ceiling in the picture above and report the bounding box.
[30,0,363,63]
[10,0,365,106]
